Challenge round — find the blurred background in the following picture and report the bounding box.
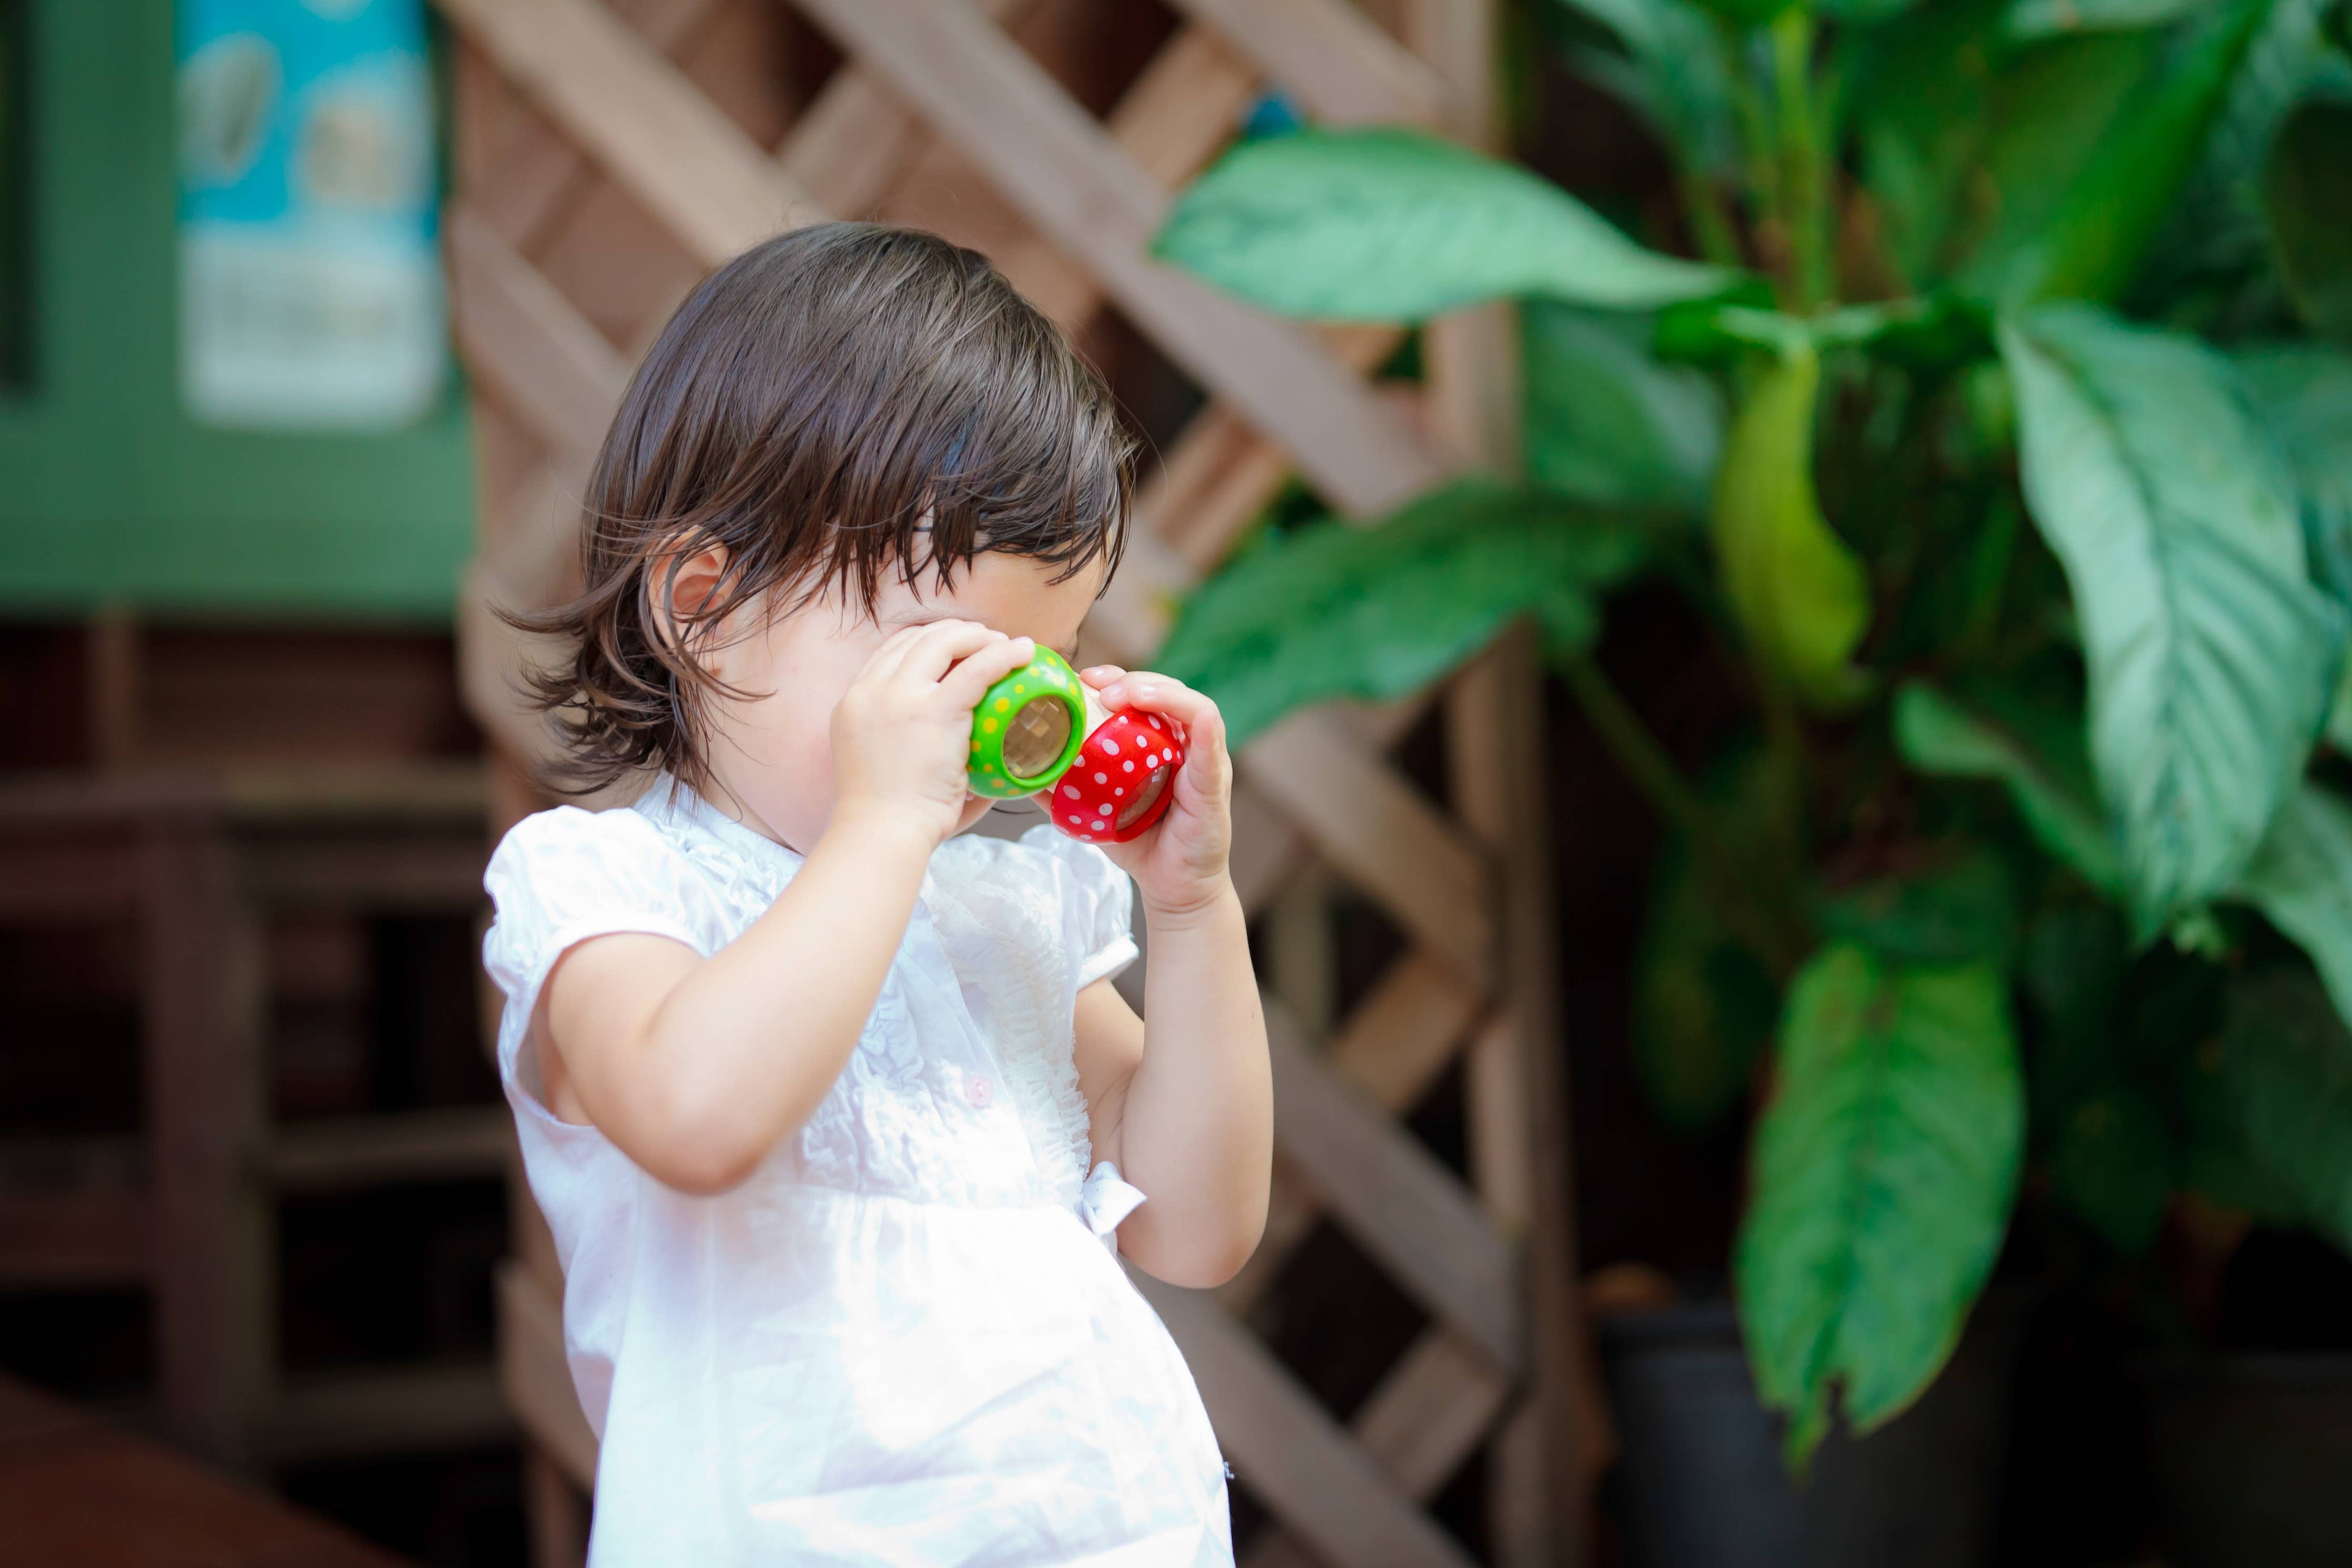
[4,1,2351,1566]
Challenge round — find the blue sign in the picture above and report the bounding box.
[177,0,444,429]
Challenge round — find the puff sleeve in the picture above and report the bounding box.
[481,807,717,1085]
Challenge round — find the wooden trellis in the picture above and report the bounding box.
[441,1,1597,1563]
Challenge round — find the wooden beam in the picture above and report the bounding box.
[1447,626,1593,1566]
[777,0,1040,216]
[1331,949,1487,1109]
[143,823,271,1466]
[1134,1274,1480,1568]
[255,1362,513,1463]
[1222,953,1484,1312]
[1244,1331,1514,1568]
[789,0,1448,519]
[241,835,488,913]
[1266,1006,1518,1373]
[1243,710,1493,986]
[458,0,727,250]
[987,24,1261,326]
[448,209,630,477]
[433,0,818,268]
[0,837,143,922]
[1166,0,1449,127]
[0,1171,149,1291]
[262,1109,511,1194]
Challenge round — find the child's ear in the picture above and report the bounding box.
[649,541,731,647]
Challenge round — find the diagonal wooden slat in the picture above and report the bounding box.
[448,209,630,479]
[1133,1272,1481,1568]
[775,0,1041,216]
[1243,1330,1515,1568]
[1244,712,1493,985]
[1165,0,1450,127]
[986,24,1261,329]
[1223,952,1483,1311]
[788,0,1448,519]
[435,0,817,267]
[1265,1005,1518,1372]
[458,0,726,249]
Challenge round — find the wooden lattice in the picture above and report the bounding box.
[442,1,1596,1562]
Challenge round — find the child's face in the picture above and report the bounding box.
[692,550,1109,853]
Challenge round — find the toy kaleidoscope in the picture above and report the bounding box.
[967,648,1185,842]
[967,647,1088,797]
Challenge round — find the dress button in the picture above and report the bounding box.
[965,1074,993,1109]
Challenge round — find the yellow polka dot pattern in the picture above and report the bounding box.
[965,646,1088,797]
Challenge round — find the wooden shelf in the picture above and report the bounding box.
[253,1360,513,1464]
[263,1109,511,1194]
[0,1137,146,1291]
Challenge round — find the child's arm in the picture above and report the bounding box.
[1074,670,1273,1288]
[533,622,1036,1194]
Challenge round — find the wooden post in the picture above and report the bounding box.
[143,814,272,1466]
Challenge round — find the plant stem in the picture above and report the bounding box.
[1678,165,1746,270]
[1560,652,1813,978]
[1771,10,1833,313]
[1558,652,1716,845]
[1722,17,1785,296]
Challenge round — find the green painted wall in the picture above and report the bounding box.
[0,0,475,623]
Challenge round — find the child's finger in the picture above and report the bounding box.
[894,620,1008,685]
[1099,672,1219,736]
[857,620,965,684]
[1079,664,1127,688]
[938,635,1038,709]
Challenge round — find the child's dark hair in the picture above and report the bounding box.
[515,222,1135,794]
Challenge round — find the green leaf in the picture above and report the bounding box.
[1523,303,1723,513]
[2137,0,2352,326]
[1815,851,2022,966]
[1544,0,1740,179]
[1154,480,1648,747]
[1961,0,2278,306]
[1999,304,2346,933]
[2007,0,2215,39]
[1855,15,2158,288]
[2021,902,2133,1107]
[2235,782,2352,1030]
[1681,0,1798,31]
[1152,128,1735,322]
[1738,944,2025,1466]
[2049,1088,2176,1252]
[2266,100,2352,339]
[1710,341,1873,709]
[2237,343,2352,745]
[1894,684,2124,893]
[2236,342,2352,600]
[1656,296,1994,368]
[2205,968,2352,1248]
[1634,832,1781,1129]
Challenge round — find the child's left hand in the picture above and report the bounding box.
[1079,666,1232,919]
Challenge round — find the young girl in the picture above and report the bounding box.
[482,224,1270,1565]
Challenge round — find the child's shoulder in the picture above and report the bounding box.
[483,801,725,939]
[489,801,685,881]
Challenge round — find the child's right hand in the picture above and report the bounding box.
[829,620,1035,846]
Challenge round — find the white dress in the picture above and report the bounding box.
[482,778,1234,1567]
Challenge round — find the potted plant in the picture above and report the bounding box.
[1148,0,2352,1558]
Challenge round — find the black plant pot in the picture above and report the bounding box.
[1599,1299,2018,1568]
[2142,1352,2352,1568]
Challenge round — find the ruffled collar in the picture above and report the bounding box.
[630,773,808,876]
